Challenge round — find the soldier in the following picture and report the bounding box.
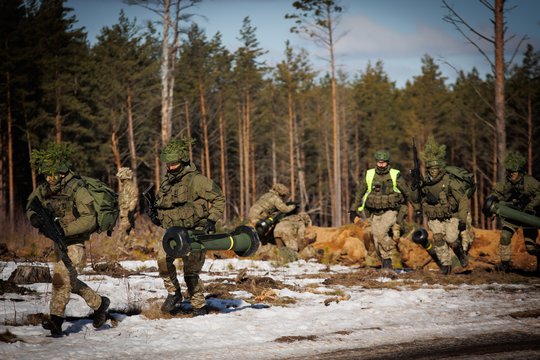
[116,167,138,253]
[249,183,298,247]
[26,143,109,337]
[489,151,540,272]
[414,137,469,274]
[350,150,416,269]
[152,138,225,316]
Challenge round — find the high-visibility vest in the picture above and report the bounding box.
[358,168,401,212]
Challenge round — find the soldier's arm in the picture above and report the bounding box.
[350,179,367,212]
[450,181,468,224]
[525,176,540,209]
[195,175,225,222]
[63,187,97,237]
[491,181,507,202]
[128,184,139,211]
[272,194,296,214]
[25,190,40,221]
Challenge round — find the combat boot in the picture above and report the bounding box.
[161,289,183,313]
[495,261,510,272]
[440,265,452,275]
[93,296,110,328]
[42,314,64,337]
[381,258,393,269]
[192,305,209,317]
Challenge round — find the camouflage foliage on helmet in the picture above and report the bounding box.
[422,135,446,168]
[116,167,133,180]
[272,183,289,197]
[160,138,195,164]
[30,143,73,174]
[503,151,526,172]
[374,150,391,162]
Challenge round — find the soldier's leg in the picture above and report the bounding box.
[372,212,398,268]
[183,249,207,310]
[446,218,468,267]
[461,212,475,253]
[274,221,299,252]
[68,244,102,311]
[499,226,514,263]
[428,219,451,273]
[523,228,540,271]
[157,245,182,312]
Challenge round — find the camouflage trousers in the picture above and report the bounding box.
[427,217,459,266]
[50,243,102,317]
[157,246,206,309]
[370,210,399,261]
[498,219,539,262]
[461,212,475,253]
[273,216,307,252]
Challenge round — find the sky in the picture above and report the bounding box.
[1,258,540,359]
[65,0,540,88]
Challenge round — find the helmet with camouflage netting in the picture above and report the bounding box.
[503,151,526,172]
[160,137,195,164]
[422,135,446,168]
[30,143,73,175]
[272,183,289,197]
[116,167,133,180]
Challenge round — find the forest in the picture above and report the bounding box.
[0,0,539,237]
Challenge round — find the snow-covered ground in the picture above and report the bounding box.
[1,258,539,359]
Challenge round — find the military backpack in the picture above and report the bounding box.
[445,166,477,198]
[77,176,119,235]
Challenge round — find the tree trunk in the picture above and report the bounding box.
[111,130,121,191]
[184,100,193,161]
[471,117,479,226]
[55,74,62,144]
[6,72,14,231]
[272,128,277,185]
[288,88,295,200]
[218,102,228,223]
[154,139,160,190]
[238,103,244,217]
[494,0,506,182]
[198,82,211,178]
[126,89,138,192]
[26,130,36,191]
[527,94,532,176]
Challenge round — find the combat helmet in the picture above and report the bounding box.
[30,143,72,175]
[422,136,446,168]
[374,150,391,163]
[272,183,289,197]
[503,151,526,172]
[116,167,133,180]
[160,138,194,164]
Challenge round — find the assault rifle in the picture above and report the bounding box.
[143,184,160,225]
[410,138,422,196]
[27,197,75,271]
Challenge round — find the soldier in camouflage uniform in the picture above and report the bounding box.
[350,150,416,269]
[153,138,225,316]
[25,143,110,337]
[414,137,469,274]
[116,167,138,253]
[489,151,540,272]
[249,183,298,247]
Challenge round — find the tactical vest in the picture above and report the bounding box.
[421,174,458,219]
[358,168,402,212]
[156,171,210,229]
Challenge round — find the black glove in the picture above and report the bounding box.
[149,210,161,226]
[205,219,216,234]
[29,214,43,229]
[414,210,423,225]
[458,221,466,232]
[349,211,357,223]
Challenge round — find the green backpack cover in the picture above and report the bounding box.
[80,176,119,235]
[445,166,477,198]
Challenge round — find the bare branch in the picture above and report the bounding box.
[442,0,493,43]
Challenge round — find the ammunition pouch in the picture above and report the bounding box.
[423,203,453,220]
[158,202,197,229]
[365,193,402,210]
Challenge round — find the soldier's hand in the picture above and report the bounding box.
[29,214,43,229]
[149,210,161,226]
[205,219,216,234]
[458,221,466,232]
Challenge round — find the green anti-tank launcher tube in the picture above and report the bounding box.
[162,225,260,258]
[483,196,540,228]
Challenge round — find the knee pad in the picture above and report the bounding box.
[433,234,445,248]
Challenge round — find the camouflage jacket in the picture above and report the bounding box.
[417,171,468,223]
[155,163,224,229]
[351,167,414,215]
[491,174,540,212]
[26,172,97,242]
[248,190,295,223]
[119,179,138,213]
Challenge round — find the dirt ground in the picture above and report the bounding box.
[309,222,539,272]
